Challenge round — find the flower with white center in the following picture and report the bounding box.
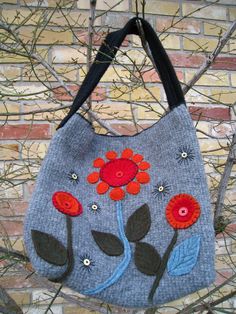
[152,182,170,200]
[80,254,95,272]
[68,170,79,184]
[88,202,101,214]
[176,146,195,164]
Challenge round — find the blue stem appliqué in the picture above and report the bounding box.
[83,201,131,295]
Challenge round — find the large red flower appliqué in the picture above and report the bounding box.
[166,194,200,229]
[52,191,83,216]
[87,148,151,201]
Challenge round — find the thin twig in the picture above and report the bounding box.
[0,21,119,135]
[86,0,97,117]
[185,290,236,313]
[178,273,236,314]
[0,247,29,262]
[214,132,236,222]
[0,286,23,314]
[44,284,63,314]
[183,20,236,94]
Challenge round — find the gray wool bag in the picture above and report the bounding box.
[24,17,215,308]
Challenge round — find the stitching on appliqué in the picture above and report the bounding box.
[52,191,83,217]
[79,254,95,273]
[165,193,201,229]
[88,202,101,214]
[84,149,151,296]
[87,148,151,201]
[176,145,195,164]
[152,181,171,199]
[130,193,201,303]
[68,170,79,184]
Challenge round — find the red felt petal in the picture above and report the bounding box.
[139,161,151,170]
[121,148,133,159]
[87,172,99,184]
[132,154,143,163]
[106,151,117,160]
[93,158,105,168]
[96,181,109,194]
[126,181,141,195]
[136,172,150,184]
[110,187,125,201]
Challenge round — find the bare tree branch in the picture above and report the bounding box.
[0,247,29,262]
[1,2,236,313]
[214,132,236,226]
[0,286,23,314]
[86,0,97,115]
[183,20,236,94]
[44,284,63,314]
[0,20,120,135]
[178,273,236,314]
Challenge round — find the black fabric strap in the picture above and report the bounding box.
[58,17,185,129]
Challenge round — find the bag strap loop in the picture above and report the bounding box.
[58,17,185,129]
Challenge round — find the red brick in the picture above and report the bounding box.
[53,85,106,101]
[189,106,230,121]
[53,85,78,101]
[0,201,28,217]
[77,31,107,46]
[76,31,129,46]
[141,69,160,82]
[215,270,234,286]
[0,260,8,268]
[0,221,23,236]
[169,52,205,68]
[141,69,183,82]
[226,223,236,234]
[92,86,106,101]
[216,223,236,239]
[0,124,50,140]
[0,275,43,289]
[211,57,236,71]
[110,123,153,136]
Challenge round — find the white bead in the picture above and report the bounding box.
[71,173,78,180]
[83,259,91,266]
[158,186,164,192]
[181,152,188,158]
[92,204,98,210]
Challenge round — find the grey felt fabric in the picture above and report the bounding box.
[24,104,215,308]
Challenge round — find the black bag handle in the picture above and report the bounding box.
[58,17,185,129]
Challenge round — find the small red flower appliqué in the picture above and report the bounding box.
[166,194,200,229]
[52,191,83,216]
[87,148,151,201]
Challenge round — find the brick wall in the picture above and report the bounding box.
[0,0,235,313]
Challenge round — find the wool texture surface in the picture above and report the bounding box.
[24,104,215,308]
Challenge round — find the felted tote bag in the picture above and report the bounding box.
[24,17,215,308]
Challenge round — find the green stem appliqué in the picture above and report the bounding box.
[148,229,178,302]
[84,201,131,295]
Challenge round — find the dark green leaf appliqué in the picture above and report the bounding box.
[91,230,124,256]
[134,242,161,276]
[125,204,151,242]
[31,230,68,266]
